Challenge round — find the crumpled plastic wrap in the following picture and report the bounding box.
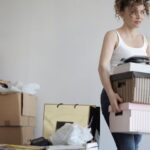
[50,123,93,145]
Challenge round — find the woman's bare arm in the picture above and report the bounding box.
[98,31,122,112]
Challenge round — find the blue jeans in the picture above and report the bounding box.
[101,89,142,150]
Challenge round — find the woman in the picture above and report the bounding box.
[98,0,150,149]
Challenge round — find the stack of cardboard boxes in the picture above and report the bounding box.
[109,62,150,133]
[0,92,37,144]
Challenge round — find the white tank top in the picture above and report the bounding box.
[110,31,148,73]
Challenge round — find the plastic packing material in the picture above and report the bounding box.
[50,123,93,145]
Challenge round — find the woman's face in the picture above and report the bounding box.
[121,4,146,28]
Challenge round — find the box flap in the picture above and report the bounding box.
[0,93,21,125]
[22,93,37,117]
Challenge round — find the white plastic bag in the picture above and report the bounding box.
[50,123,93,145]
[0,81,40,95]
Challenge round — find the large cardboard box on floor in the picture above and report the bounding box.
[109,103,150,133]
[0,127,34,145]
[0,92,37,126]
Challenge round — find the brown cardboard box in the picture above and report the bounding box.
[0,92,37,126]
[0,127,34,144]
[110,72,150,104]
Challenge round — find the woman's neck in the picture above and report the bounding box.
[118,25,140,37]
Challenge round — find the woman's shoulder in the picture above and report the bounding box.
[104,29,118,37]
[103,29,118,42]
[143,34,150,45]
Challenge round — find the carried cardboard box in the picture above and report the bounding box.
[109,103,150,133]
[0,127,34,145]
[0,92,36,126]
[110,71,150,104]
[112,62,150,74]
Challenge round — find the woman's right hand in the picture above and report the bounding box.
[108,92,123,113]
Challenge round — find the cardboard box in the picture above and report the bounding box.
[0,127,34,144]
[110,72,150,104]
[0,92,36,126]
[43,104,100,139]
[109,103,150,133]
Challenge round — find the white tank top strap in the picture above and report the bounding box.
[114,30,120,37]
[113,30,148,49]
[143,34,148,48]
[112,30,123,49]
[112,30,120,39]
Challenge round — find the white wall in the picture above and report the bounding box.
[0,0,150,149]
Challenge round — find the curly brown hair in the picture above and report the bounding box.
[115,0,150,17]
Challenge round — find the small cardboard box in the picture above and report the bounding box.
[110,71,150,104]
[0,92,36,126]
[0,127,34,144]
[109,103,150,133]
